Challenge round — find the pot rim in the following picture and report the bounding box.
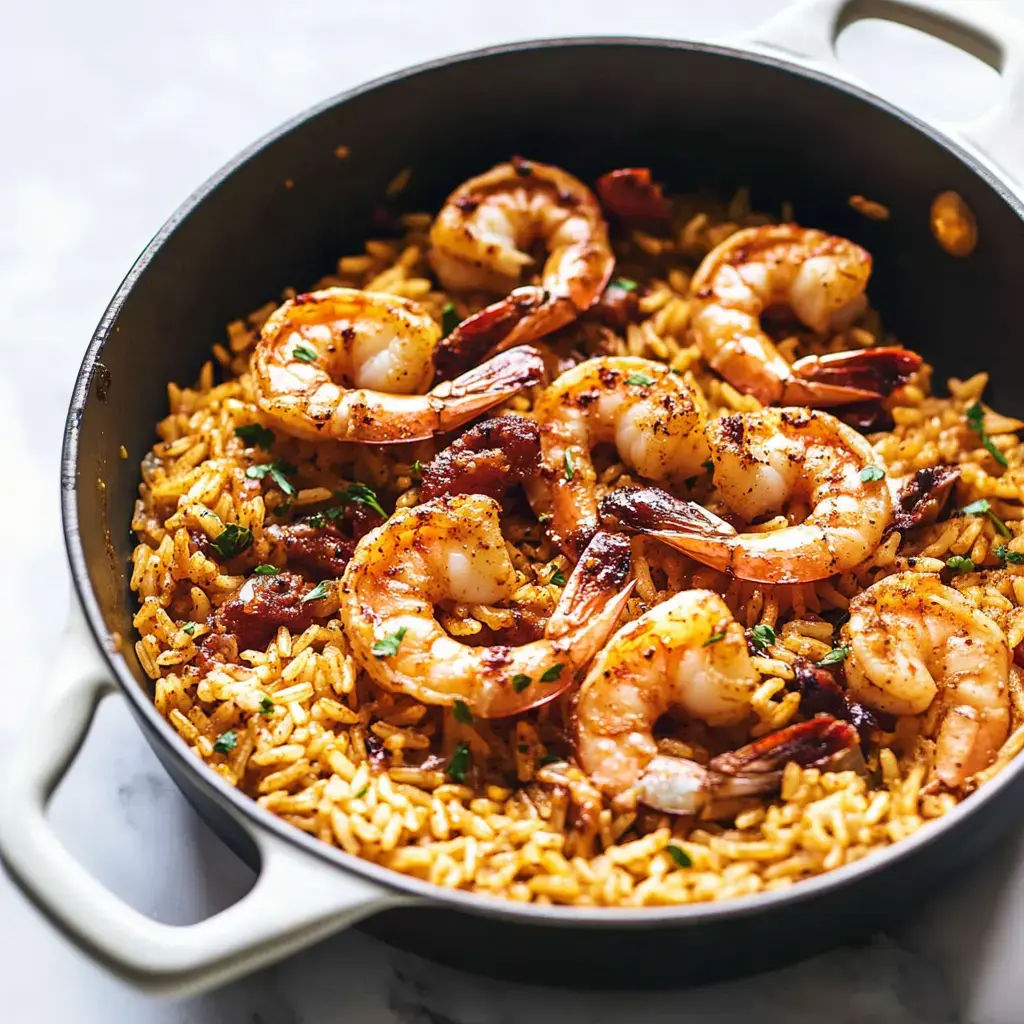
[62,33,1024,928]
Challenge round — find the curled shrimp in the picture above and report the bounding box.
[339,494,634,718]
[844,572,1010,788]
[530,356,711,557]
[430,158,614,369]
[691,224,895,406]
[252,287,545,443]
[602,407,891,584]
[574,588,860,814]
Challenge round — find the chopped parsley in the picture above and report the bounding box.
[441,301,459,337]
[564,450,576,481]
[182,621,198,636]
[946,555,975,574]
[967,402,1009,468]
[453,699,473,725]
[517,744,529,753]
[960,497,1011,537]
[625,371,656,387]
[703,632,725,647]
[817,645,850,667]
[245,459,297,497]
[235,423,275,450]
[859,466,885,482]
[410,460,423,483]
[258,696,275,715]
[292,344,318,363]
[611,277,638,292]
[548,566,566,587]
[539,664,565,683]
[253,564,280,576]
[446,741,471,783]
[354,783,370,799]
[702,458,714,472]
[511,673,532,692]
[538,754,561,766]
[684,475,698,489]
[301,579,333,603]
[372,626,407,658]
[994,544,1024,566]
[213,730,237,755]
[211,523,253,559]
[750,623,777,650]
[537,512,553,524]
[666,844,692,868]
[336,482,387,518]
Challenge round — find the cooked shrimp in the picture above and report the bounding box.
[844,572,1010,788]
[530,356,711,557]
[574,589,860,814]
[602,407,891,583]
[339,494,634,718]
[691,224,886,406]
[253,287,545,443]
[430,158,614,362]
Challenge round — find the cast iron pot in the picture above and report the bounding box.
[3,0,1024,999]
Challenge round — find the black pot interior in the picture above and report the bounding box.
[66,39,1024,985]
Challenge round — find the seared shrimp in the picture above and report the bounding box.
[253,287,545,443]
[602,407,891,584]
[531,356,711,557]
[340,494,634,718]
[574,589,859,814]
[844,572,1010,788]
[691,224,888,406]
[430,158,614,363]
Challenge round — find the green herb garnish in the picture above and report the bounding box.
[946,555,975,574]
[994,544,1024,565]
[372,626,407,658]
[684,475,698,489]
[453,699,473,725]
[817,645,851,667]
[702,458,714,472]
[258,696,275,715]
[537,513,552,524]
[611,277,638,292]
[625,371,656,387]
[564,450,576,481]
[967,402,1009,468]
[540,664,565,683]
[213,730,237,755]
[441,301,460,337]
[703,632,725,647]
[517,744,529,753]
[293,344,317,363]
[235,423,275,450]
[859,466,885,482]
[446,742,471,783]
[182,621,198,636]
[960,497,1011,537]
[750,623,777,650]
[538,754,561,766]
[246,459,297,497]
[354,783,370,799]
[336,482,387,518]
[511,673,532,692]
[666,844,692,868]
[301,580,333,604]
[211,523,253,559]
[410,460,423,483]
[253,564,280,576]
[548,566,566,587]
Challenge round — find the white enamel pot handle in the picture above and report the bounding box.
[739,0,1024,189]
[0,601,413,998]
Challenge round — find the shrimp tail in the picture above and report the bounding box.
[791,346,923,397]
[595,168,672,225]
[547,530,633,637]
[600,485,736,546]
[434,288,549,380]
[709,716,862,776]
[429,344,547,432]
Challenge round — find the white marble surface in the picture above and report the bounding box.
[3,1,1024,1021]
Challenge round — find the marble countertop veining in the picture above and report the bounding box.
[3,2,1024,1021]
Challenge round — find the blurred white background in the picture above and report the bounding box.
[1,2,1023,1022]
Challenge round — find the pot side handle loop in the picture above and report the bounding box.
[742,0,1024,189]
[0,602,409,998]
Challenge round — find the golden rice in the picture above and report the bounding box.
[130,186,1024,906]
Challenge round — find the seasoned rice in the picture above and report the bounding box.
[130,186,1024,906]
